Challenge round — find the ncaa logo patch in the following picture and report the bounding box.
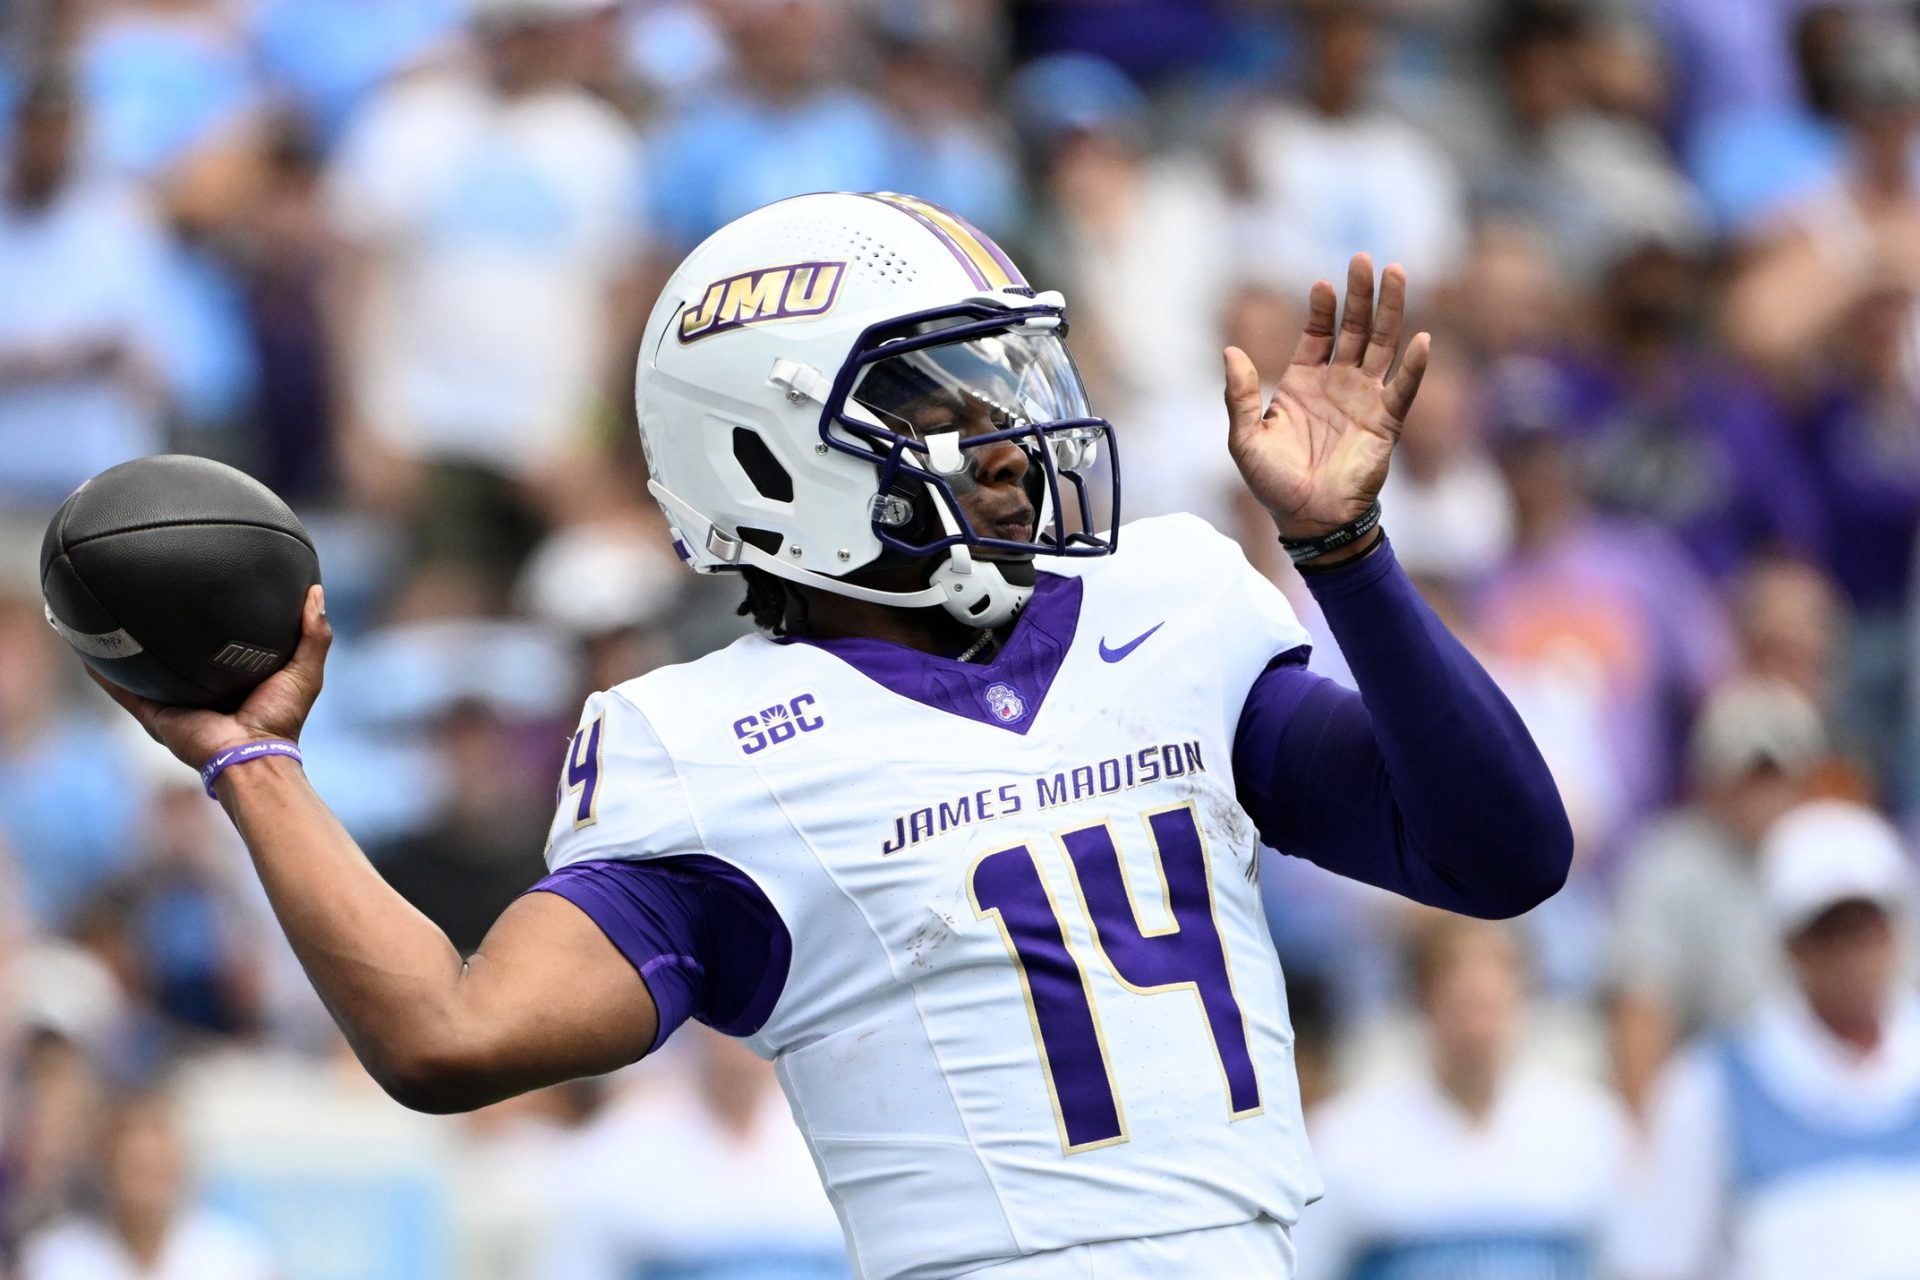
[983,682,1027,724]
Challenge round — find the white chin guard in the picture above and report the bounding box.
[929,548,1032,630]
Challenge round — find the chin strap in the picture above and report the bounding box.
[922,485,1032,628]
[650,479,1031,628]
[650,480,947,607]
[929,555,1029,629]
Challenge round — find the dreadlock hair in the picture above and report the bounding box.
[738,565,811,637]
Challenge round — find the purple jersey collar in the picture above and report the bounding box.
[792,572,1083,733]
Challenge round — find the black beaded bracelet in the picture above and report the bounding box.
[1279,501,1383,565]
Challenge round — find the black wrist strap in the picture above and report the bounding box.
[1295,528,1387,575]
[1279,501,1383,565]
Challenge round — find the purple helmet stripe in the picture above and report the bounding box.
[860,192,1026,290]
[944,206,1027,288]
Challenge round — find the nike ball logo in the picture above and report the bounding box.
[1099,622,1164,663]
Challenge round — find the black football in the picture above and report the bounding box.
[40,455,321,711]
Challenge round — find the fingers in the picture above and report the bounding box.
[231,585,331,740]
[1223,345,1268,450]
[1223,345,1264,423]
[1331,253,1374,367]
[1383,332,1432,423]
[1362,264,1407,378]
[288,584,332,690]
[1289,280,1338,368]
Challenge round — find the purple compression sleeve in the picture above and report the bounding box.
[1232,537,1572,919]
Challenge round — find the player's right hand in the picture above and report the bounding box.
[1224,253,1430,546]
[91,584,332,771]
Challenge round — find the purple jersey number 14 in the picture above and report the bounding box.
[968,802,1262,1153]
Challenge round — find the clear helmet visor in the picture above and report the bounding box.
[832,312,1118,564]
[850,326,1102,474]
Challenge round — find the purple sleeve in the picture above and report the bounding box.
[1232,537,1572,919]
[527,856,791,1051]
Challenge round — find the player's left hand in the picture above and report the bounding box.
[1224,253,1430,543]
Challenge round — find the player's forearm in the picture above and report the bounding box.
[1308,536,1570,913]
[1235,537,1571,917]
[213,755,485,1103]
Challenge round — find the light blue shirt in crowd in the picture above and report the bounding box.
[1720,1026,1920,1192]
[647,86,1015,250]
[252,0,461,147]
[0,716,140,930]
[0,179,170,506]
[78,13,257,180]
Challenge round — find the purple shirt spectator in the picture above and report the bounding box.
[1475,516,1735,862]
[1658,0,1818,146]
[1008,0,1231,84]
[1799,382,1920,611]
[1551,352,1826,579]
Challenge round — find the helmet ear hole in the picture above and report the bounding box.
[737,527,784,555]
[733,428,794,502]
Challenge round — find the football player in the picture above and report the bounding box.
[100,192,1572,1278]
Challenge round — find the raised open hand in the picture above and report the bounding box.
[1224,253,1430,545]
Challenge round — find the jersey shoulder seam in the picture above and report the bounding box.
[603,687,722,878]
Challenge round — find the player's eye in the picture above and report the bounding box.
[959,407,1016,440]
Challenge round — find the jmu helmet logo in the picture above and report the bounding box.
[984,682,1027,723]
[678,261,847,343]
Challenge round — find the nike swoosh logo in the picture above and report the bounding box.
[1099,622,1164,663]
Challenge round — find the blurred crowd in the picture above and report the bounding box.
[4,0,1920,1276]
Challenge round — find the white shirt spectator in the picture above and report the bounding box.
[1621,994,1920,1280]
[1234,102,1467,295]
[541,1066,848,1279]
[327,71,640,476]
[1377,451,1514,583]
[1294,1064,1631,1280]
[1041,155,1241,526]
[20,1208,275,1280]
[1608,809,1788,1035]
[0,177,167,507]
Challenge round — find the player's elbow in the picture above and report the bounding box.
[377,1067,482,1115]
[1467,808,1574,920]
[368,1037,504,1115]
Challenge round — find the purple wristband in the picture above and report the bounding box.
[201,739,303,798]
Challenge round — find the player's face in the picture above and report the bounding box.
[851,322,1093,568]
[896,390,1037,551]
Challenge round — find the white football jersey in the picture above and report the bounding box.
[546,514,1319,1279]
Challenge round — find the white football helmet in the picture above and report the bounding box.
[635,191,1118,631]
